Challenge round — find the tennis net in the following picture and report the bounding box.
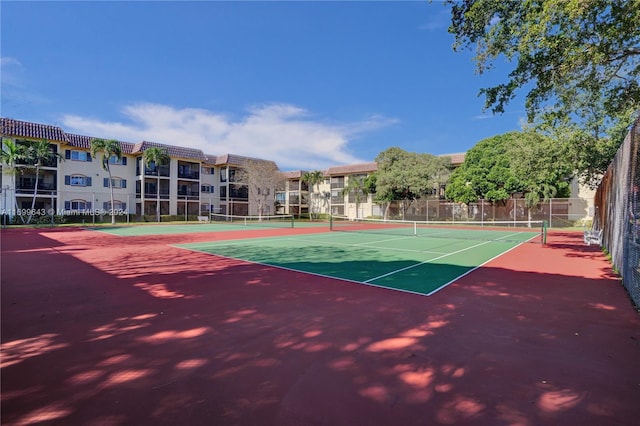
[329,216,547,243]
[210,213,294,228]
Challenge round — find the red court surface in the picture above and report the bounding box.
[1,227,639,425]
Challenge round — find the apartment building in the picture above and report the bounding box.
[1,118,594,224]
[277,163,380,219]
[0,118,275,220]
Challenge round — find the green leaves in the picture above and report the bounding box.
[90,138,122,172]
[374,147,451,203]
[448,0,639,185]
[445,131,573,206]
[450,0,640,123]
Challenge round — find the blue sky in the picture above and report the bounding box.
[1,1,526,171]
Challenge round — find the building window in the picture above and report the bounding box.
[331,190,343,204]
[331,205,345,216]
[201,185,214,194]
[65,175,92,187]
[65,150,92,162]
[108,156,127,165]
[103,177,127,189]
[331,176,344,189]
[103,200,127,211]
[220,168,228,182]
[64,200,92,211]
[201,166,213,175]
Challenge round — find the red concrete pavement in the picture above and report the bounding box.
[1,227,639,425]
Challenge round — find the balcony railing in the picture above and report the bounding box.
[178,171,200,180]
[144,166,170,177]
[142,192,170,200]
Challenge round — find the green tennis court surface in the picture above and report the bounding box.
[88,223,264,236]
[89,220,303,236]
[177,227,539,296]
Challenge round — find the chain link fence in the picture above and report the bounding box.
[365,197,592,228]
[594,113,640,309]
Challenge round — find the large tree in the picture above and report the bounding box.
[21,140,63,224]
[1,139,25,223]
[445,131,572,205]
[143,147,170,222]
[341,175,369,220]
[448,0,640,183]
[374,147,451,218]
[91,138,123,225]
[301,170,324,220]
[235,159,284,218]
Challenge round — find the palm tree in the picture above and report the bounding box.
[91,138,123,225]
[341,175,369,220]
[1,139,25,223]
[301,170,324,220]
[21,140,63,224]
[143,147,170,222]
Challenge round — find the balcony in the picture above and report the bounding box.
[143,192,170,200]
[143,166,170,177]
[178,171,200,180]
[16,182,57,194]
[178,162,200,180]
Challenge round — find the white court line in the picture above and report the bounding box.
[364,239,494,283]
[174,245,441,298]
[293,237,449,256]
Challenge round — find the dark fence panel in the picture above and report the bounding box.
[595,113,640,309]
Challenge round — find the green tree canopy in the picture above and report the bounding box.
[448,0,640,184]
[20,140,64,224]
[341,175,369,219]
[91,138,123,225]
[301,170,324,220]
[445,131,572,205]
[143,147,170,222]
[374,147,451,206]
[449,0,640,121]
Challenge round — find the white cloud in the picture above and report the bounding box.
[472,114,494,120]
[418,6,451,32]
[61,103,397,170]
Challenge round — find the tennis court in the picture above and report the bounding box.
[3,223,640,426]
[178,219,544,295]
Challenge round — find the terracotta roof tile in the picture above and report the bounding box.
[131,141,206,161]
[65,133,136,154]
[282,171,305,179]
[202,154,218,165]
[325,162,378,176]
[0,118,69,143]
[439,152,466,166]
[214,153,278,169]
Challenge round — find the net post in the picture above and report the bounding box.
[289,215,294,228]
[329,215,333,231]
[413,221,417,236]
[542,220,548,245]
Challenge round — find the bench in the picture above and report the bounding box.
[583,229,602,246]
[197,215,210,223]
